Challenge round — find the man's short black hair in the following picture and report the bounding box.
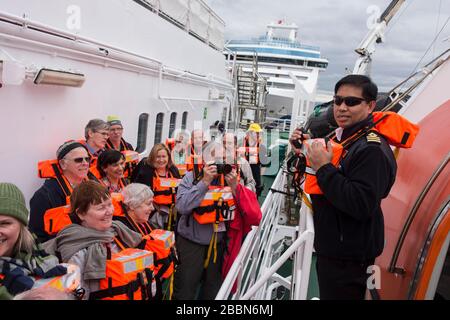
[334,74,378,102]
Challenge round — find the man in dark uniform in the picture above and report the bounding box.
[290,74,397,300]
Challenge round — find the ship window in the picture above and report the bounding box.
[136,113,149,153]
[169,112,177,138]
[154,113,164,144]
[182,111,188,130]
[307,61,328,68]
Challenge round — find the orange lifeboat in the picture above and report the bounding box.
[375,100,450,300]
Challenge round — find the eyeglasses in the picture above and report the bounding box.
[95,131,109,137]
[65,157,91,164]
[333,95,366,107]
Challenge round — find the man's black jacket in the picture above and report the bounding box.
[311,115,397,261]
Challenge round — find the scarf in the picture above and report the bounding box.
[0,242,61,278]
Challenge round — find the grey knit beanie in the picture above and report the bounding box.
[0,182,29,225]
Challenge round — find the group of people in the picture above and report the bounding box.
[1,74,403,300]
[1,115,264,300]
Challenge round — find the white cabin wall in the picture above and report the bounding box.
[0,0,232,203]
[0,46,223,204]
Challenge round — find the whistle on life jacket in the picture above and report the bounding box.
[303,139,344,195]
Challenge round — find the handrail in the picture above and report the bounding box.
[242,226,313,300]
[216,167,315,300]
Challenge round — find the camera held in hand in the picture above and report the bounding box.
[292,127,307,149]
[214,163,233,175]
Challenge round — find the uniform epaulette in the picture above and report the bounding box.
[366,131,381,144]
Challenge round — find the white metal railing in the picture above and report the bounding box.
[216,167,315,300]
[137,0,225,50]
[263,117,291,132]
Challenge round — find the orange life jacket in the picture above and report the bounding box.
[89,241,155,300]
[152,171,180,207]
[111,197,178,280]
[143,230,177,280]
[121,150,140,179]
[303,140,344,194]
[192,175,237,225]
[38,160,74,236]
[43,191,123,236]
[165,138,188,176]
[239,137,260,164]
[186,144,204,172]
[111,192,125,217]
[192,172,240,269]
[372,111,419,148]
[304,112,419,195]
[165,138,176,151]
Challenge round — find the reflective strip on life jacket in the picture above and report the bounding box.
[202,187,234,201]
[159,178,181,188]
[90,248,155,300]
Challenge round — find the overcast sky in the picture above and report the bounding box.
[206,0,450,92]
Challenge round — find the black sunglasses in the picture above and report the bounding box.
[334,95,366,107]
[68,157,91,164]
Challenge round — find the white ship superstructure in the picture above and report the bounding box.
[0,0,234,200]
[225,21,329,120]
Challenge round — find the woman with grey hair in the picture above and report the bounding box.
[113,183,155,235]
